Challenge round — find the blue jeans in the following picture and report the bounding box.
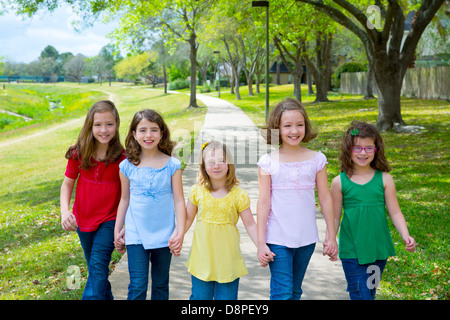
[77,220,115,300]
[190,275,240,300]
[341,259,387,300]
[126,245,172,300]
[267,243,315,300]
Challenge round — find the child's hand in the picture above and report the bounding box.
[168,230,183,256]
[114,228,126,254]
[323,239,338,261]
[257,244,275,267]
[404,236,416,252]
[61,211,78,231]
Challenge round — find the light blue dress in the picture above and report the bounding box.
[119,156,181,249]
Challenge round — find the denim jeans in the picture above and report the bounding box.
[341,258,387,300]
[77,220,115,300]
[126,245,172,300]
[267,243,315,300]
[190,275,240,300]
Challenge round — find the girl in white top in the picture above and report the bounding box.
[257,98,337,300]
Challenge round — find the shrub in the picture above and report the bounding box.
[335,62,367,80]
[168,79,190,90]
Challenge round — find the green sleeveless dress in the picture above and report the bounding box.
[338,170,396,264]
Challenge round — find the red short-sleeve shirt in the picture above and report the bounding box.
[65,150,126,232]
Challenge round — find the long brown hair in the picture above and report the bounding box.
[198,141,239,191]
[65,100,123,169]
[264,98,317,145]
[339,120,390,177]
[125,109,175,165]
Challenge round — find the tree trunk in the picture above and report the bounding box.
[373,62,405,131]
[364,62,375,99]
[163,64,167,94]
[276,56,281,85]
[234,65,241,100]
[188,33,198,108]
[307,67,314,95]
[292,72,302,103]
[255,75,261,94]
[306,32,332,102]
[223,38,241,100]
[230,75,235,94]
[273,35,303,102]
[247,76,254,96]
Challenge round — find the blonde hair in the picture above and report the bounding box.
[197,141,239,191]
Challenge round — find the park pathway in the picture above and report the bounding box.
[109,93,349,300]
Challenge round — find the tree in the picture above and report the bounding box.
[151,40,170,93]
[1,60,20,82]
[38,57,57,82]
[196,46,214,87]
[39,45,60,81]
[86,55,108,85]
[273,34,305,102]
[98,45,117,86]
[64,54,86,84]
[106,0,215,108]
[114,52,152,82]
[296,0,445,131]
[302,30,333,102]
[40,45,59,60]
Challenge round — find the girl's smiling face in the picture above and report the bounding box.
[92,111,117,145]
[133,118,162,151]
[279,110,305,147]
[204,149,228,182]
[351,137,376,169]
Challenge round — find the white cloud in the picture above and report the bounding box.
[0,4,117,63]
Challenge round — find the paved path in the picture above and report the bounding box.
[109,94,348,300]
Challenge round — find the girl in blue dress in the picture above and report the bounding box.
[114,109,186,300]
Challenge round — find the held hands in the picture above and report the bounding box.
[168,229,183,257]
[257,244,275,267]
[114,228,126,254]
[323,238,338,261]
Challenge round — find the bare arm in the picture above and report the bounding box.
[169,169,187,255]
[383,172,416,252]
[240,207,258,246]
[185,198,198,233]
[316,165,338,260]
[257,167,275,266]
[60,176,78,231]
[330,175,343,235]
[114,171,130,253]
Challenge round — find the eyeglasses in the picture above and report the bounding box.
[351,146,376,153]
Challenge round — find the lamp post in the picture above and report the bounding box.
[252,0,269,122]
[213,50,221,98]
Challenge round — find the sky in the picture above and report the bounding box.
[0,4,118,63]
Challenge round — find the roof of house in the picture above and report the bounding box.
[269,61,290,73]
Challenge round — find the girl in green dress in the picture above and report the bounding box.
[330,121,415,300]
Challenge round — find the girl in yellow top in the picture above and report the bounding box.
[185,140,258,300]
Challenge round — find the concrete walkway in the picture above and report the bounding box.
[109,94,348,300]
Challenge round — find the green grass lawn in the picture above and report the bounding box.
[213,84,449,300]
[0,82,448,300]
[0,83,205,299]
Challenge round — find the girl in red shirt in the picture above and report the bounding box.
[60,100,125,300]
